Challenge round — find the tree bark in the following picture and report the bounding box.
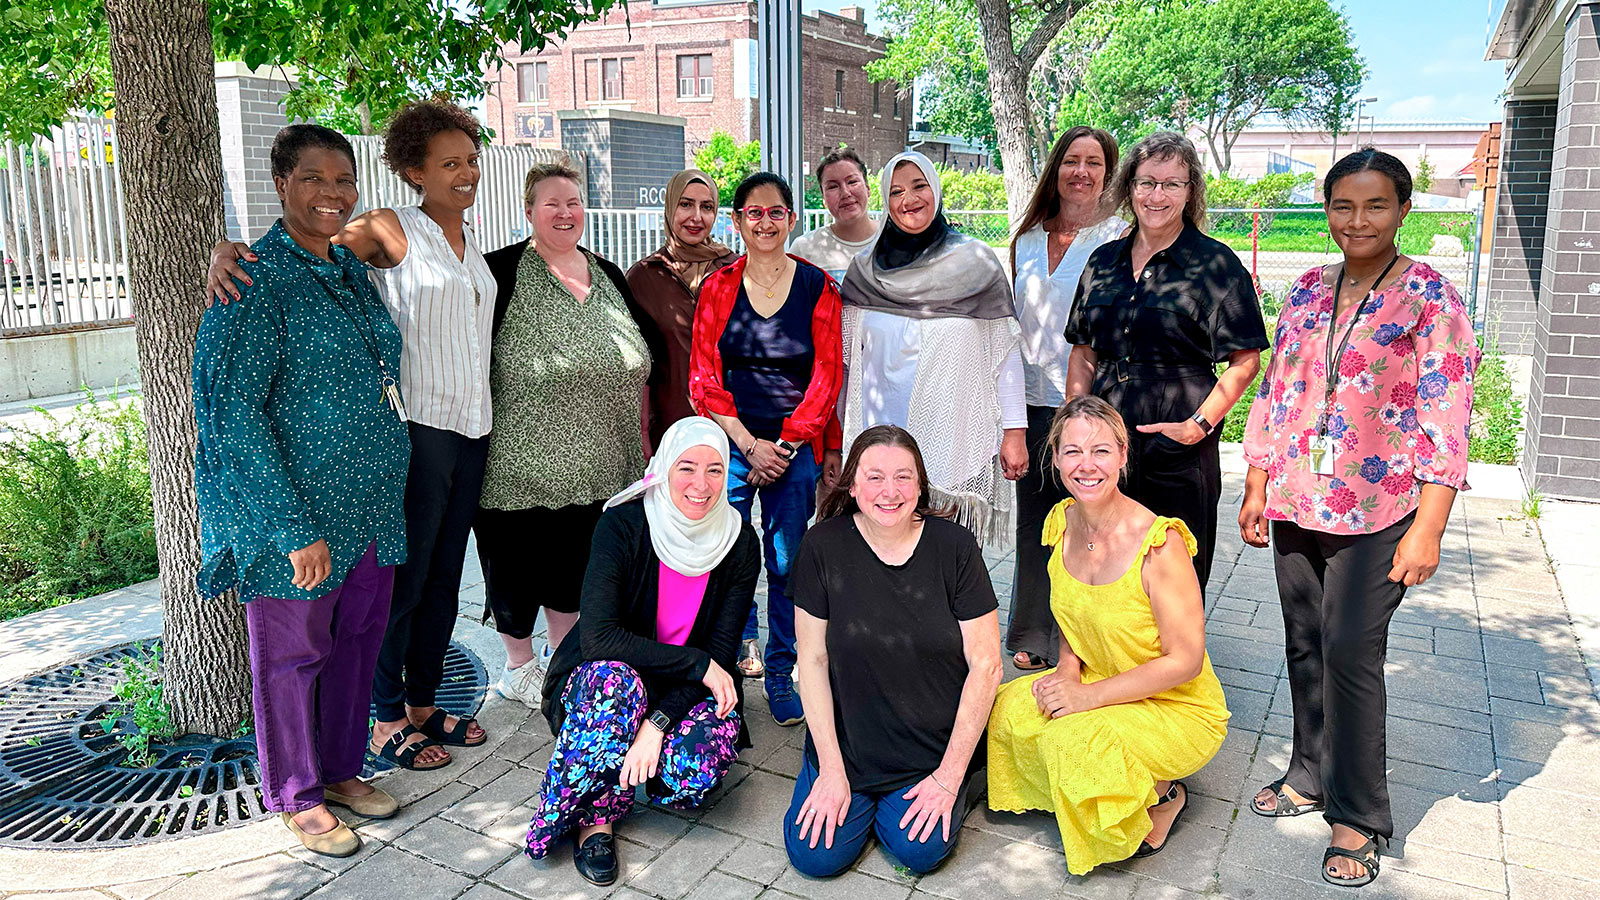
[105,0,252,738]
[974,0,1081,222]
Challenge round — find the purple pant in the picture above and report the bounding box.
[246,542,393,813]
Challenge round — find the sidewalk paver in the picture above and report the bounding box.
[2,463,1598,900]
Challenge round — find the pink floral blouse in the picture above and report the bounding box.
[1242,261,1478,535]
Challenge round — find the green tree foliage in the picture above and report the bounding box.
[1415,155,1436,194]
[694,132,763,206]
[1088,0,1365,174]
[0,0,627,140]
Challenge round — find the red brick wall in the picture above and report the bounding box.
[485,2,909,177]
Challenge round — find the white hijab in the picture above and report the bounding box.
[603,417,741,576]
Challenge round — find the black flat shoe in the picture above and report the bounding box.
[573,831,618,886]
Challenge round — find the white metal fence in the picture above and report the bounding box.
[1,116,131,335]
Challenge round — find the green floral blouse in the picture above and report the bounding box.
[480,246,650,510]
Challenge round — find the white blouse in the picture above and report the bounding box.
[1012,216,1127,408]
[371,206,498,438]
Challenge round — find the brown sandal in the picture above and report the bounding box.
[1012,651,1050,670]
[737,639,765,678]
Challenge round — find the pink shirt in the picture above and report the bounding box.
[1242,262,1478,535]
[656,563,710,646]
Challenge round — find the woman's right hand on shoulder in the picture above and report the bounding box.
[796,766,852,850]
[205,241,257,306]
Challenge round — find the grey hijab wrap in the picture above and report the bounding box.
[840,151,1015,320]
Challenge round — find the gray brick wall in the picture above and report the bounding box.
[1489,98,1556,355]
[216,68,298,242]
[1523,2,1600,500]
[558,113,686,208]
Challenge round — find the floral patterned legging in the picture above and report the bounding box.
[525,660,741,858]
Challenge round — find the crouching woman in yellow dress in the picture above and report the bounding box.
[986,396,1229,875]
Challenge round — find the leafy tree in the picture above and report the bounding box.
[694,132,763,206]
[3,0,621,736]
[1088,0,1365,174]
[1415,155,1436,193]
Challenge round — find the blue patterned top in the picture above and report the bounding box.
[193,220,410,601]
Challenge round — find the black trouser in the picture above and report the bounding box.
[1098,366,1222,596]
[1007,404,1068,664]
[1272,512,1413,840]
[372,422,489,722]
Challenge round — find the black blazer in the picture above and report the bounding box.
[541,498,760,748]
[483,239,667,387]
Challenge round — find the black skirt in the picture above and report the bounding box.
[474,501,605,636]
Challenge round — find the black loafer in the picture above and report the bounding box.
[573,831,618,886]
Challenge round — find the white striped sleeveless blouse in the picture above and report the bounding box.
[371,205,498,438]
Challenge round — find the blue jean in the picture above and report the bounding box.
[727,446,816,680]
[783,753,965,878]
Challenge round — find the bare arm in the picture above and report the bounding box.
[1389,483,1457,587]
[792,608,852,849]
[936,611,1002,782]
[334,207,405,269]
[1065,344,1097,399]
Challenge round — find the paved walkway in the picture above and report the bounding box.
[2,464,1598,900]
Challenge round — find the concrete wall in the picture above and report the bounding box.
[0,326,139,403]
[559,110,689,208]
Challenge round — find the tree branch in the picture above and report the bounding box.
[1018,1,1085,69]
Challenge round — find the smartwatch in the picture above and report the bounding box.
[774,439,798,458]
[647,709,672,733]
[1190,412,1214,435]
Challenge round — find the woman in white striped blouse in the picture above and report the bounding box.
[206,101,497,772]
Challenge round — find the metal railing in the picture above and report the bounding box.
[1,116,131,335]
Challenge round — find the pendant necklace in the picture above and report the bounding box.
[748,261,787,299]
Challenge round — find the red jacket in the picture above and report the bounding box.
[689,254,843,462]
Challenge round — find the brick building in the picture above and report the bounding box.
[484,1,910,176]
[1487,0,1600,500]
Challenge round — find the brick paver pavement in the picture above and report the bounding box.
[1,472,1597,900]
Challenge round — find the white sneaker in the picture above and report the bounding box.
[496,660,546,709]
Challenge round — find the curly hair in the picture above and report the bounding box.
[381,101,483,192]
[1107,131,1209,231]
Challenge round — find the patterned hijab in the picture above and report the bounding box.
[603,416,741,576]
[840,151,1013,320]
[658,169,733,292]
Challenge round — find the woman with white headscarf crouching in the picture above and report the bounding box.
[838,150,1027,547]
[523,417,760,885]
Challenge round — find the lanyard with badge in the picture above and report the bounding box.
[1312,253,1398,476]
[310,261,409,422]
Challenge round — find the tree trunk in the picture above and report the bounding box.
[975,1,1038,222]
[105,0,253,738]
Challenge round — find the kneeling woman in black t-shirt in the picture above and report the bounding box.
[785,424,1004,877]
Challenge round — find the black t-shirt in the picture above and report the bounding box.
[1064,221,1268,366]
[718,262,825,442]
[790,514,998,793]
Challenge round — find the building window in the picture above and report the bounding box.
[677,54,712,98]
[872,83,880,114]
[584,59,599,100]
[602,58,623,100]
[517,61,548,104]
[834,70,845,108]
[893,90,901,118]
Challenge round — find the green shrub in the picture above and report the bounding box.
[0,393,157,621]
[96,642,177,768]
[1469,334,1523,465]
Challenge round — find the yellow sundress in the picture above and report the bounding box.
[986,500,1230,875]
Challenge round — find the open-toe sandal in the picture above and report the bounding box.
[1133,780,1188,859]
[369,724,452,771]
[418,708,486,747]
[1012,651,1050,670]
[1252,778,1324,818]
[1322,827,1385,888]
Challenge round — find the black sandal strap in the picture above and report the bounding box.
[1322,839,1380,886]
[373,725,447,770]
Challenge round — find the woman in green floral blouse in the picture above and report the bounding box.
[477,162,662,706]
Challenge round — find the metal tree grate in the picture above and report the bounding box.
[0,639,486,849]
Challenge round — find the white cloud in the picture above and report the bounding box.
[1385,95,1441,119]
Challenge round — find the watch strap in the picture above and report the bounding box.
[1190,412,1214,435]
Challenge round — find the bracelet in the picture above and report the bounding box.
[929,773,957,797]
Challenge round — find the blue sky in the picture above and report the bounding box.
[805,0,1508,124]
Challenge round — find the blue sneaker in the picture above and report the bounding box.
[764,673,805,726]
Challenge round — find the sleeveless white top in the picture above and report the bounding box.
[371,205,498,438]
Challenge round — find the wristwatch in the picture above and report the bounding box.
[647,709,672,733]
[774,439,798,458]
[1190,412,1214,435]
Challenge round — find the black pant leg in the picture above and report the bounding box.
[1320,513,1411,839]
[1272,518,1331,801]
[1006,404,1066,662]
[373,423,459,722]
[403,432,489,710]
[1126,429,1222,595]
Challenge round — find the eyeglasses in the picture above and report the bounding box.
[736,205,792,223]
[1132,179,1191,195]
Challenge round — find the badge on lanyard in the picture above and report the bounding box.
[1315,254,1398,478]
[1310,433,1337,476]
[383,374,408,423]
